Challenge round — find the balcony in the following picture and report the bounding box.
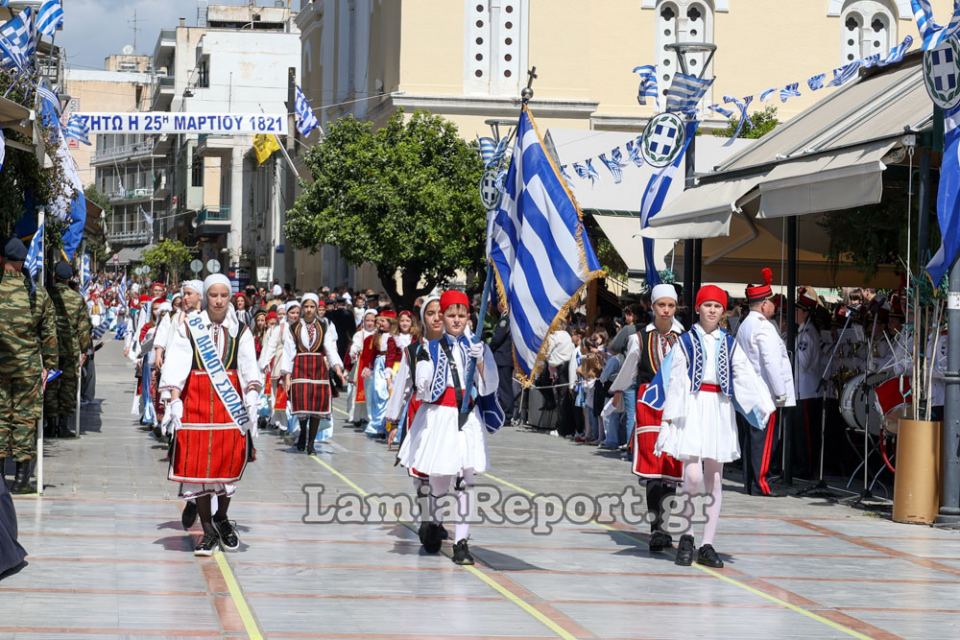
[152,75,175,110]
[108,229,152,246]
[195,206,232,236]
[91,140,158,165]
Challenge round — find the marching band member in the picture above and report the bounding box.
[655,285,773,568]
[736,270,795,496]
[280,293,344,453]
[159,274,263,557]
[610,284,684,551]
[408,290,502,564]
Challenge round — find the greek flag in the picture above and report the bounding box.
[626,138,644,167]
[830,61,861,86]
[759,87,778,102]
[478,136,509,169]
[65,113,91,145]
[883,35,913,65]
[35,0,63,39]
[0,7,32,72]
[723,95,753,139]
[294,84,320,137]
[862,53,882,68]
[81,254,91,291]
[572,160,600,186]
[927,105,960,284]
[633,64,659,107]
[559,164,573,182]
[640,121,699,288]
[912,0,960,50]
[665,73,713,117]
[24,221,43,280]
[118,276,128,309]
[489,107,604,382]
[598,147,627,184]
[707,103,734,118]
[37,80,60,135]
[780,83,802,102]
[807,73,826,91]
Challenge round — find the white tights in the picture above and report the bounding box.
[678,458,724,546]
[428,469,475,543]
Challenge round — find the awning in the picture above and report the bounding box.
[113,245,152,265]
[641,176,762,239]
[592,214,644,272]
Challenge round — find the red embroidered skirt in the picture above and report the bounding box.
[290,352,331,417]
[632,383,683,482]
[169,370,248,484]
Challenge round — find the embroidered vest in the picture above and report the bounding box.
[292,319,326,354]
[677,328,736,398]
[189,324,245,372]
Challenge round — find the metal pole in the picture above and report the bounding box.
[784,215,798,485]
[938,258,960,523]
[917,151,932,272]
[683,133,697,314]
[36,208,45,495]
[284,67,298,288]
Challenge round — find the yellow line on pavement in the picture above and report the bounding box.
[480,473,871,640]
[308,455,576,640]
[214,552,264,640]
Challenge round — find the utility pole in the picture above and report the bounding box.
[281,67,297,288]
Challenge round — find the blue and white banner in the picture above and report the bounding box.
[927,105,960,284]
[294,85,320,138]
[633,64,660,108]
[64,113,91,145]
[72,112,288,135]
[489,107,604,382]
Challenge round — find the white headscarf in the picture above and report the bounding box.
[420,295,440,325]
[203,274,231,296]
[182,279,203,295]
[302,292,320,306]
[286,299,301,310]
[651,284,678,303]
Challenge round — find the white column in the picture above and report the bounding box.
[228,149,244,267]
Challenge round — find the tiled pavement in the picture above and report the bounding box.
[1,342,958,639]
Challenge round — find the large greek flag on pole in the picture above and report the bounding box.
[490,106,604,382]
[927,104,960,283]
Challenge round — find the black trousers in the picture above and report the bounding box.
[795,398,822,479]
[739,410,780,495]
[645,479,675,534]
[497,365,515,419]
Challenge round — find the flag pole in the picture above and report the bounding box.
[36,207,45,496]
[459,69,536,415]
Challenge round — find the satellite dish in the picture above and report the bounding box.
[122,44,135,55]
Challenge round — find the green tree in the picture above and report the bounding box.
[286,110,486,308]
[142,239,194,286]
[83,185,111,265]
[713,105,779,140]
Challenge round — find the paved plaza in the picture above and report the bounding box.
[1,342,959,639]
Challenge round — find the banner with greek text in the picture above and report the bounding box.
[73,112,288,135]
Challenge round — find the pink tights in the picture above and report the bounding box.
[678,458,724,546]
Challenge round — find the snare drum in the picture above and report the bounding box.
[840,374,882,435]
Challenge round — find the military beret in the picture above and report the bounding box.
[3,237,27,261]
[54,261,74,279]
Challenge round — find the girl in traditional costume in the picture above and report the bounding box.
[363,310,401,438]
[654,285,773,568]
[346,309,377,425]
[159,274,262,557]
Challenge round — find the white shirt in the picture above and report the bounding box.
[610,320,684,393]
[546,330,576,367]
[279,319,342,376]
[735,310,796,406]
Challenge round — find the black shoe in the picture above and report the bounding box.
[439,525,449,540]
[452,540,475,565]
[181,501,198,530]
[306,443,316,455]
[194,531,220,557]
[295,429,306,451]
[648,530,673,552]
[674,534,695,566]
[152,426,163,440]
[214,518,240,551]
[696,543,724,568]
[58,420,77,438]
[419,523,444,554]
[11,462,32,494]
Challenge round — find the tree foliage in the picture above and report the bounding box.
[142,239,194,285]
[286,110,486,308]
[713,105,780,140]
[818,195,908,277]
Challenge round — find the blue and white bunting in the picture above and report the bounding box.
[707,103,734,118]
[478,135,510,169]
[24,221,43,280]
[780,83,802,102]
[861,53,882,68]
[759,87,778,102]
[36,0,63,39]
[0,7,32,73]
[807,73,826,91]
[633,64,660,108]
[598,147,628,184]
[665,72,714,116]
[912,0,960,51]
[830,60,861,86]
[489,107,604,382]
[625,138,644,167]
[294,84,320,138]
[722,95,753,139]
[883,35,913,64]
[65,113,91,145]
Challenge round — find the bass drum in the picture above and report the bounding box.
[840,373,882,435]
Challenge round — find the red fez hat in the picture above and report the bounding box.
[152,281,165,288]
[316,298,326,307]
[440,290,470,312]
[152,296,166,306]
[797,287,819,310]
[695,285,728,310]
[745,268,774,303]
[379,309,397,319]
[266,311,278,321]
[139,294,152,303]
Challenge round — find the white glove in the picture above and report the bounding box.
[774,395,787,408]
[244,389,261,436]
[467,341,484,360]
[162,398,183,435]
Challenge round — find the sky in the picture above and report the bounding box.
[58,1,286,71]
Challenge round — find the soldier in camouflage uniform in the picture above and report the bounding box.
[0,238,58,494]
[44,262,92,439]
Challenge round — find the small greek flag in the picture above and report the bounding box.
[598,147,627,184]
[830,61,861,87]
[707,103,734,118]
[625,137,644,167]
[81,253,91,290]
[24,221,43,280]
[478,136,510,169]
[665,72,713,117]
[489,106,604,382]
[572,160,600,186]
[862,53,882,68]
[37,80,60,135]
[807,73,826,91]
[722,95,753,139]
[559,164,573,182]
[35,0,63,39]
[759,87,778,102]
[912,0,960,50]
[780,83,801,103]
[65,113,91,145]
[118,275,128,309]
[633,64,659,107]
[882,35,913,65]
[294,84,320,138]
